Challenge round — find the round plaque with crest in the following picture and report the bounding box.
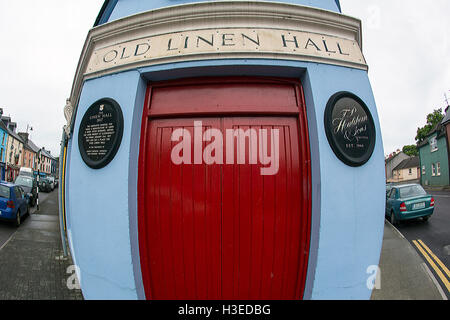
[324,92,376,167]
[78,98,124,169]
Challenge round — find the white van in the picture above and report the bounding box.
[19,167,33,178]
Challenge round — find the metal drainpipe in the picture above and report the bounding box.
[58,128,68,257]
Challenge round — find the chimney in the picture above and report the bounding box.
[1,116,10,127]
[9,122,17,133]
[18,132,29,143]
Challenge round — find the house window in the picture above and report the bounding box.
[422,165,426,175]
[408,168,412,175]
[429,136,438,152]
[436,162,441,176]
[432,163,436,176]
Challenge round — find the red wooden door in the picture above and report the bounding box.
[138,78,311,300]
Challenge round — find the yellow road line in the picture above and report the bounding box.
[62,145,67,231]
[413,240,450,293]
[418,239,450,280]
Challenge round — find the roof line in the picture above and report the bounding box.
[94,0,118,27]
[335,0,342,12]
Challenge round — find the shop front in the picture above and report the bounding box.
[62,0,385,300]
[6,164,19,182]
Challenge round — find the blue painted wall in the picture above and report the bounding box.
[0,129,7,162]
[66,71,146,299]
[102,0,341,23]
[0,127,7,180]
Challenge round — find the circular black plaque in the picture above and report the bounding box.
[78,98,124,169]
[324,92,376,167]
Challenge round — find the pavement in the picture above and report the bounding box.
[371,220,447,300]
[0,189,445,300]
[0,189,83,300]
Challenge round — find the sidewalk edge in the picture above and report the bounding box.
[386,219,447,300]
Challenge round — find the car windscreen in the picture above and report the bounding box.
[0,185,10,198]
[15,176,33,188]
[399,185,427,198]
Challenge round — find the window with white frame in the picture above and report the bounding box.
[429,136,438,152]
[422,165,426,175]
[432,163,436,176]
[436,162,441,176]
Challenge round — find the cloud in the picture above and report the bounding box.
[1,1,449,157]
[340,0,450,155]
[0,0,104,156]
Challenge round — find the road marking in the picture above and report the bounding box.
[413,240,450,293]
[418,240,450,279]
[0,231,17,251]
[421,263,448,300]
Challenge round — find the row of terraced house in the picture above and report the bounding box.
[0,108,58,182]
[386,106,450,188]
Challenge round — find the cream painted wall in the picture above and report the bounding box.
[5,135,23,167]
[391,166,420,183]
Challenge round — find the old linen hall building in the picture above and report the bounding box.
[61,0,385,300]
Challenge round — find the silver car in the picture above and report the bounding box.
[47,176,55,191]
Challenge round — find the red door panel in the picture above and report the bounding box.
[221,117,306,299]
[139,118,222,300]
[138,78,311,300]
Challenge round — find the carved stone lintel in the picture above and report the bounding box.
[64,98,74,138]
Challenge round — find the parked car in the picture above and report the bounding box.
[0,182,29,226]
[385,184,435,225]
[38,178,52,193]
[47,176,55,190]
[14,175,38,207]
[386,183,394,196]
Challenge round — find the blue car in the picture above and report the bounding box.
[385,184,434,226]
[0,182,30,227]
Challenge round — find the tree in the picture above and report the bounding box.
[415,108,444,142]
[402,145,418,157]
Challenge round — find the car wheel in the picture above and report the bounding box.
[15,210,21,227]
[391,211,399,226]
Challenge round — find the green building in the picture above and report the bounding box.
[418,123,450,187]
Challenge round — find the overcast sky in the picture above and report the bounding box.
[0,0,449,157]
[341,0,450,155]
[0,0,104,156]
